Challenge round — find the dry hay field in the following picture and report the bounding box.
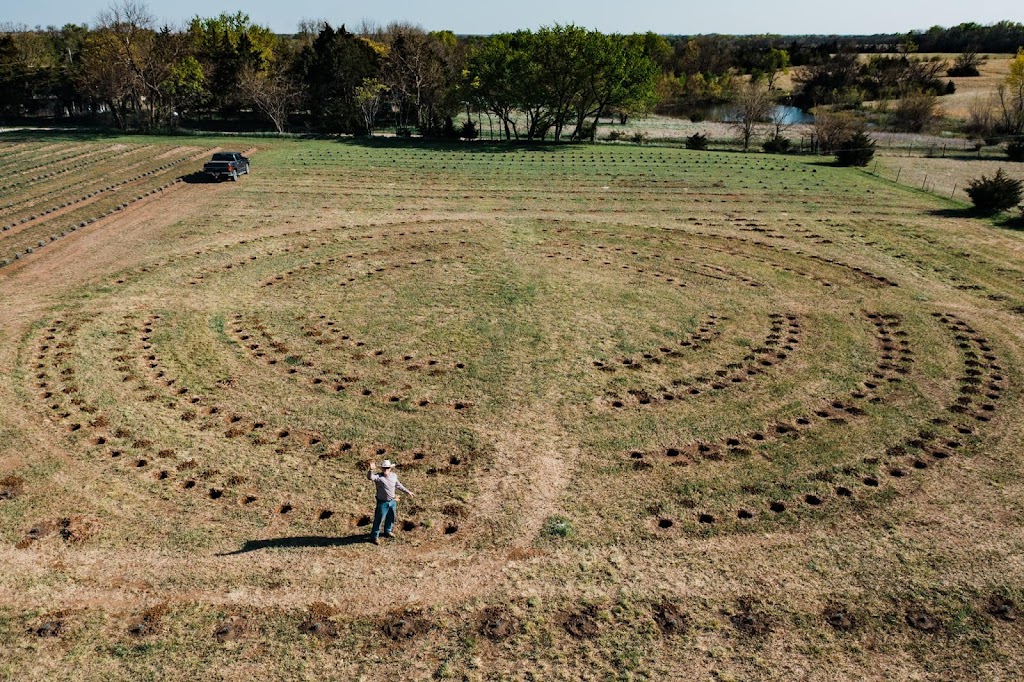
[1,132,1024,680]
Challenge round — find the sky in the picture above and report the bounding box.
[5,0,1023,36]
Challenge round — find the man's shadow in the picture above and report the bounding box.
[217,534,369,556]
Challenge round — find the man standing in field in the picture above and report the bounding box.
[367,459,414,545]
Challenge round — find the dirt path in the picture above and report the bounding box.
[475,402,571,547]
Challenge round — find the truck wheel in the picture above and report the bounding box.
[230,171,238,182]
[244,164,250,175]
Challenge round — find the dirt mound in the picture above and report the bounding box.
[729,598,773,637]
[128,604,168,637]
[60,515,99,543]
[905,606,940,633]
[214,616,248,643]
[478,606,519,641]
[653,600,691,636]
[0,475,25,500]
[299,602,338,638]
[986,594,1018,622]
[822,604,858,631]
[562,605,601,639]
[381,609,432,640]
[32,619,64,638]
[16,520,58,548]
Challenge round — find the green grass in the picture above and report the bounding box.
[1,131,1024,679]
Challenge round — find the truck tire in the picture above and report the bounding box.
[244,164,250,175]
[230,171,238,182]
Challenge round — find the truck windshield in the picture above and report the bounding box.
[211,153,236,161]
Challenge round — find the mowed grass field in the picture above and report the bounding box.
[1,132,1024,680]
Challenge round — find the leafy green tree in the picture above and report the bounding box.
[187,12,278,115]
[997,49,1024,136]
[355,77,388,135]
[296,23,380,133]
[762,48,790,89]
[466,32,532,140]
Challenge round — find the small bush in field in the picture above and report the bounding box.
[965,168,1023,215]
[630,131,647,145]
[762,135,791,153]
[1006,140,1024,162]
[605,129,626,141]
[685,133,708,150]
[835,132,875,166]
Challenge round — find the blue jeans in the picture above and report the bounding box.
[371,499,396,539]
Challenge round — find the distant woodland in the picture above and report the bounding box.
[1,3,1022,139]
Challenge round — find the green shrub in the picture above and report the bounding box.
[395,127,412,138]
[1006,140,1024,162]
[460,119,478,140]
[762,135,791,153]
[541,515,573,539]
[835,131,875,166]
[605,129,626,142]
[685,133,708,150]
[965,168,1023,215]
[630,131,647,145]
[944,80,957,95]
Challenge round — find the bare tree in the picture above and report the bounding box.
[238,63,302,133]
[89,1,186,128]
[814,109,865,153]
[730,80,773,150]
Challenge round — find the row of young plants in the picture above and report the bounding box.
[0,145,158,216]
[0,144,137,193]
[1,148,204,231]
[0,147,212,264]
[0,179,184,267]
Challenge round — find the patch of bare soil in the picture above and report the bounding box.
[562,605,601,639]
[214,615,248,643]
[478,606,519,641]
[653,600,691,636]
[0,474,24,499]
[905,606,940,633]
[16,520,58,548]
[381,609,433,640]
[729,598,773,637]
[31,618,64,638]
[299,602,338,638]
[128,603,168,637]
[59,515,98,543]
[987,594,1018,622]
[822,603,859,631]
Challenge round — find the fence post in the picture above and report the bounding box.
[950,183,957,199]
[895,167,902,183]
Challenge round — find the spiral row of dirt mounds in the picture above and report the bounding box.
[3,136,1024,678]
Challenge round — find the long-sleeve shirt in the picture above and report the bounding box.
[368,469,411,502]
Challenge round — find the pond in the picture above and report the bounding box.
[688,104,814,125]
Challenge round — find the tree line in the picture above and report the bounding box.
[0,3,1021,138]
[0,3,664,139]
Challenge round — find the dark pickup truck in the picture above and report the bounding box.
[202,152,250,181]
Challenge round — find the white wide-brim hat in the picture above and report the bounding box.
[380,459,395,469]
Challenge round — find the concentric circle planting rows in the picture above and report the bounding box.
[25,310,475,538]
[8,161,1013,547]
